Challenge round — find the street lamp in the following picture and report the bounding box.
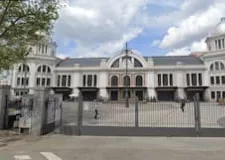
[125,42,129,108]
[23,47,32,96]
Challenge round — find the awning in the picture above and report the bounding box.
[78,87,99,92]
[155,87,178,91]
[106,86,147,89]
[184,86,208,91]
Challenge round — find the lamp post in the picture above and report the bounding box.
[23,47,32,96]
[125,42,129,108]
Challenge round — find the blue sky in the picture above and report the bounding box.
[53,0,225,58]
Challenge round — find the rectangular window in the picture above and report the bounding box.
[87,75,92,87]
[62,75,67,87]
[211,91,215,99]
[191,73,197,86]
[21,78,24,85]
[37,78,40,86]
[57,75,60,87]
[222,76,225,84]
[217,91,221,99]
[39,44,41,52]
[94,75,97,87]
[211,76,214,85]
[223,39,225,48]
[186,74,190,86]
[26,78,29,86]
[216,76,220,85]
[42,44,45,53]
[83,75,86,87]
[15,91,19,96]
[47,78,51,86]
[215,40,218,49]
[219,39,221,49]
[45,45,48,54]
[198,73,202,86]
[158,74,161,86]
[42,78,45,86]
[223,91,225,98]
[169,74,173,86]
[163,74,168,86]
[68,75,71,87]
[17,77,20,85]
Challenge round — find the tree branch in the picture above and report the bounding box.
[0,1,12,26]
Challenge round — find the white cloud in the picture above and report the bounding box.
[160,1,225,49]
[54,0,149,57]
[166,47,190,56]
[166,38,208,56]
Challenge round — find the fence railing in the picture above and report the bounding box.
[64,94,225,136]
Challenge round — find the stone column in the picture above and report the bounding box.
[71,72,80,97]
[99,72,109,99]
[0,85,10,130]
[29,63,36,94]
[146,71,156,99]
[31,88,49,136]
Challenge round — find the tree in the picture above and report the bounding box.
[0,0,59,70]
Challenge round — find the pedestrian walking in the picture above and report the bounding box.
[93,100,99,119]
[180,100,186,112]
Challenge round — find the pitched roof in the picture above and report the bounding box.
[150,56,204,66]
[56,57,109,67]
[56,55,204,67]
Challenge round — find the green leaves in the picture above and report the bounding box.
[0,0,59,70]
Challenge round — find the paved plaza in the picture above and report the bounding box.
[62,101,225,128]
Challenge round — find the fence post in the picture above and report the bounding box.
[77,93,83,135]
[135,97,139,128]
[193,93,201,136]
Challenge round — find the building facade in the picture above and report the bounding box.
[3,18,225,101]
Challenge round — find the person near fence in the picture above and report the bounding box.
[180,100,186,112]
[94,99,99,119]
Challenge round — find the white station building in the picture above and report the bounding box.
[2,18,225,102]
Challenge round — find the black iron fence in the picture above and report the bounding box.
[62,94,225,137]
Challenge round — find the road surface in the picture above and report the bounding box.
[1,134,225,160]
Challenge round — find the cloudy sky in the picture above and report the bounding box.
[53,0,225,58]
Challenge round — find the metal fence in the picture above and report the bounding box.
[62,94,225,137]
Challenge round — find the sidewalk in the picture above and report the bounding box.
[0,130,23,147]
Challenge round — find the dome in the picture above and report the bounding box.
[212,17,225,36]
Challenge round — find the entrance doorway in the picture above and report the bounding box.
[82,91,97,101]
[111,91,118,101]
[136,91,143,101]
[157,91,174,101]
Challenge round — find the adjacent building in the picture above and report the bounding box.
[4,18,225,101]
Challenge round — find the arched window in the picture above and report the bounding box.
[37,65,51,73]
[210,64,214,71]
[220,62,225,70]
[111,59,119,68]
[36,65,51,87]
[123,76,130,86]
[111,76,118,86]
[136,75,143,86]
[134,58,143,67]
[47,66,51,73]
[37,66,42,72]
[18,64,29,72]
[210,62,225,71]
[215,62,219,70]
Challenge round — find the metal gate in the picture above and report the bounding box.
[64,94,225,137]
[42,96,62,135]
